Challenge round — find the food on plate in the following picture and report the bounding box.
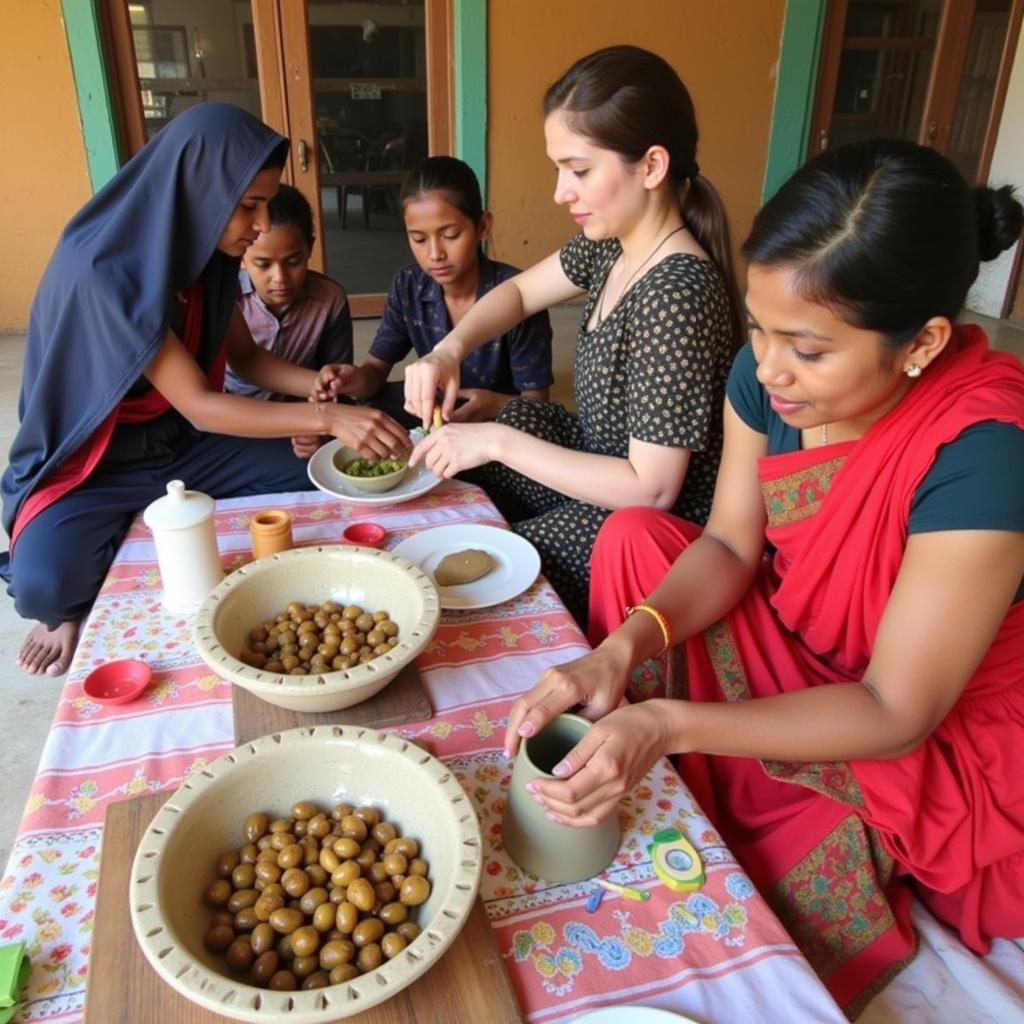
[338,457,406,479]
[434,549,495,587]
[202,800,432,989]
[237,601,399,674]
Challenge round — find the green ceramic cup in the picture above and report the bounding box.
[501,712,621,883]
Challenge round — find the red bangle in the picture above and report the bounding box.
[625,603,672,657]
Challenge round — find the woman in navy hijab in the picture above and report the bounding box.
[1,102,409,676]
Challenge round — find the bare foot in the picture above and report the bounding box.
[16,620,81,676]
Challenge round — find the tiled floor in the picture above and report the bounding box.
[0,309,1020,869]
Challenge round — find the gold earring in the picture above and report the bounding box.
[905,363,922,378]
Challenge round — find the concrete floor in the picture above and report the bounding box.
[0,308,1021,872]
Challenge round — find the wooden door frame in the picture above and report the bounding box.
[66,1,481,201]
[800,0,1024,185]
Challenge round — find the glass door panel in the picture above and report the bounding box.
[947,0,1013,180]
[827,0,943,149]
[308,0,428,295]
[126,1,262,141]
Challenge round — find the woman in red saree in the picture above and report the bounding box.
[503,139,1024,1015]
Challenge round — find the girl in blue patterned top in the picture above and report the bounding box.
[320,156,553,425]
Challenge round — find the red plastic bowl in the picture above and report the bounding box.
[341,522,387,548]
[83,659,153,704]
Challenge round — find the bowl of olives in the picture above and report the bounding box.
[130,726,482,1023]
[332,450,409,493]
[193,545,440,713]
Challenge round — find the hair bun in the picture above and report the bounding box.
[974,184,1024,262]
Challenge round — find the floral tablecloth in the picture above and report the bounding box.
[0,481,845,1023]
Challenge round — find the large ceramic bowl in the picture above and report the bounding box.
[130,726,482,1023]
[193,545,439,713]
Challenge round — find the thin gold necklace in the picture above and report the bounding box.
[821,422,828,446]
[595,225,686,326]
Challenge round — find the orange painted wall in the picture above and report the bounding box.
[1,1,91,332]
[486,1,786,272]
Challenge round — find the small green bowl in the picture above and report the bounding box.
[332,450,409,493]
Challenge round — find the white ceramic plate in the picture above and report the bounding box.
[573,1009,696,1024]
[392,523,541,610]
[307,438,443,506]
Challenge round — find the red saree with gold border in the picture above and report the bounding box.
[590,327,1024,1016]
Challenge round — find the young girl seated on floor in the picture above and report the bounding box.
[319,155,554,425]
[503,138,1024,1014]
[228,183,353,400]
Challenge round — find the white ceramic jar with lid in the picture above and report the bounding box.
[142,480,224,613]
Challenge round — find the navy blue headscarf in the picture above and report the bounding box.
[2,102,288,537]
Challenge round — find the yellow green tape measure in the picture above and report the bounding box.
[647,828,704,891]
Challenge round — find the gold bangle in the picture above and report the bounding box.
[625,603,672,657]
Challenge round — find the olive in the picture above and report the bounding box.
[329,963,360,984]
[268,907,304,934]
[277,843,303,869]
[357,943,383,973]
[233,907,260,932]
[381,932,407,959]
[302,970,330,990]
[331,860,361,888]
[313,902,337,933]
[281,867,310,897]
[382,852,407,876]
[250,922,275,956]
[203,925,235,952]
[203,879,232,907]
[334,901,359,934]
[225,937,255,972]
[319,938,356,969]
[210,910,235,930]
[268,969,297,991]
[332,837,361,859]
[232,861,256,888]
[397,921,421,943]
[379,901,408,926]
[373,881,397,905]
[352,917,384,948]
[299,886,329,915]
[399,875,431,906]
[250,950,280,986]
[290,924,321,958]
[227,888,258,913]
[408,858,429,877]
[291,953,319,979]
[385,836,419,859]
[216,850,240,877]
[347,878,375,912]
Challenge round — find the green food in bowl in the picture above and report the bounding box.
[342,458,406,478]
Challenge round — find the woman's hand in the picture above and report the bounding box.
[291,433,324,459]
[312,364,361,402]
[522,701,674,827]
[406,422,505,478]
[503,644,633,758]
[404,349,461,429]
[325,405,411,460]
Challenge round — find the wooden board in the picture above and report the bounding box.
[232,662,433,745]
[85,792,522,1024]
